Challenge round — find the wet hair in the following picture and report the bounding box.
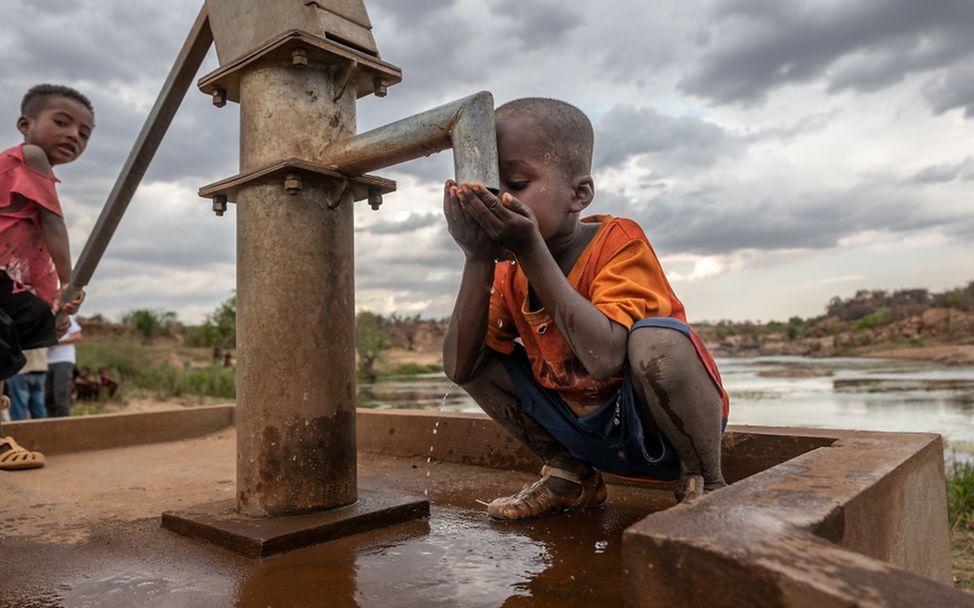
[20,84,94,118]
[496,98,593,177]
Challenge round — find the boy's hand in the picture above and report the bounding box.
[444,179,501,260]
[52,285,85,315]
[455,184,540,254]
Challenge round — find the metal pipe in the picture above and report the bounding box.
[317,91,498,189]
[66,7,212,293]
[235,63,358,518]
[60,6,213,312]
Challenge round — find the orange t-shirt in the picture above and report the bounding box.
[486,215,687,408]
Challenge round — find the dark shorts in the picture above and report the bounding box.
[500,317,727,480]
[0,272,57,380]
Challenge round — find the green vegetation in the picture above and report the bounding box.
[852,306,891,332]
[356,311,399,381]
[394,362,442,375]
[77,338,235,401]
[949,458,974,531]
[949,456,974,591]
[122,308,177,343]
[188,293,236,348]
[73,303,444,404]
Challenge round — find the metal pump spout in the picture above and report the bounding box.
[318,91,499,190]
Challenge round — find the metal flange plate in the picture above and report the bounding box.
[198,29,402,104]
[199,158,396,206]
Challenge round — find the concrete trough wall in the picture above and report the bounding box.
[5,406,965,606]
[5,405,235,455]
[355,411,966,606]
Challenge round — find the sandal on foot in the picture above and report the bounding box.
[487,465,607,521]
[0,436,45,471]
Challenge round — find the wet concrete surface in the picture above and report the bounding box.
[0,429,674,607]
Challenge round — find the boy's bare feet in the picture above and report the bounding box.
[487,465,607,520]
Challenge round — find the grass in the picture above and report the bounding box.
[947,451,974,591]
[76,339,442,403]
[949,458,974,531]
[77,337,236,401]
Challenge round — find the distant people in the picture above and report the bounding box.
[45,315,81,417]
[7,348,48,420]
[223,351,233,367]
[1,83,94,469]
[72,367,99,402]
[97,367,118,398]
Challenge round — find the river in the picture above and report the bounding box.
[358,356,974,450]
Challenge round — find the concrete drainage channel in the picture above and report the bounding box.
[2,406,968,607]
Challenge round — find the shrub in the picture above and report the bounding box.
[852,307,891,332]
[948,458,974,531]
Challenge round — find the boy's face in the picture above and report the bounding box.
[496,115,579,241]
[17,96,94,165]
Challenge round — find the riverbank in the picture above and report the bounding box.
[856,344,974,366]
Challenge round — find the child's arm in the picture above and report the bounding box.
[20,145,72,288]
[455,184,628,380]
[442,180,502,384]
[40,210,71,287]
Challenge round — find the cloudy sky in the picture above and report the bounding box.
[3,0,972,324]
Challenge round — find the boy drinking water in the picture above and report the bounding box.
[443,98,728,520]
[0,84,92,469]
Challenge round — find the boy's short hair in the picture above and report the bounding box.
[496,98,593,177]
[21,84,94,118]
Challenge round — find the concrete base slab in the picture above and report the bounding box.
[162,489,429,557]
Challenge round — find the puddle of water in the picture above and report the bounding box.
[230,503,644,608]
[59,571,232,608]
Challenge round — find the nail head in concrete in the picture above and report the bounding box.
[162,489,430,557]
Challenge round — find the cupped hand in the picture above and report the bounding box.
[443,179,502,260]
[454,183,540,254]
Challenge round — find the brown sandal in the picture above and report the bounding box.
[0,436,45,471]
[486,465,607,520]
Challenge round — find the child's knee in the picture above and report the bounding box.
[458,353,515,398]
[627,327,697,387]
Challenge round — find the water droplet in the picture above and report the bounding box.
[595,540,608,553]
[497,320,503,328]
[432,428,438,435]
[423,489,429,496]
[426,471,431,477]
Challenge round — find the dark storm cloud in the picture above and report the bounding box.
[907,157,974,184]
[630,184,960,255]
[357,212,441,235]
[923,64,974,118]
[486,0,584,49]
[680,0,974,108]
[594,105,744,173]
[356,0,489,117]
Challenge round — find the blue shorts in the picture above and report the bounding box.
[500,317,723,480]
